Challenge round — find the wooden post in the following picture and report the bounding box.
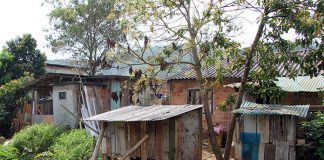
[91,122,107,160]
[140,122,147,160]
[121,135,149,160]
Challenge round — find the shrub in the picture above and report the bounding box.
[50,129,94,160]
[11,123,64,159]
[0,145,18,160]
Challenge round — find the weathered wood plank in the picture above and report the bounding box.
[234,142,242,160]
[147,122,156,159]
[286,116,296,144]
[155,121,163,160]
[121,134,149,160]
[244,115,257,132]
[275,141,289,160]
[182,110,200,160]
[264,143,276,160]
[168,118,175,160]
[288,145,296,160]
[258,143,265,160]
[175,116,183,160]
[257,115,269,143]
[140,122,148,160]
[163,120,170,160]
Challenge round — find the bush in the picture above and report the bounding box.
[11,124,64,159]
[50,129,94,160]
[0,145,18,160]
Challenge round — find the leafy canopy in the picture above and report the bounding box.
[3,34,46,81]
[45,0,122,75]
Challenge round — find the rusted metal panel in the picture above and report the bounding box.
[84,105,202,122]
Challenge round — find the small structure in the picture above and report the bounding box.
[84,104,203,160]
[232,101,310,160]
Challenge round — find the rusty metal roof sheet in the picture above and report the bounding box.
[83,105,203,122]
[233,101,309,117]
[168,50,323,80]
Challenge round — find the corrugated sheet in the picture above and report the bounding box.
[224,76,324,92]
[167,50,323,80]
[83,105,202,122]
[276,76,324,92]
[233,101,309,117]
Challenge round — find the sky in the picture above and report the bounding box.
[0,1,260,60]
[0,0,61,60]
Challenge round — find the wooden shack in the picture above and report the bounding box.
[84,104,203,160]
[232,101,310,160]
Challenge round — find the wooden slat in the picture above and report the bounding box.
[155,121,163,160]
[258,143,265,160]
[273,116,285,142]
[140,122,148,160]
[168,119,175,160]
[275,141,289,160]
[257,115,269,143]
[288,145,296,160]
[175,116,183,160]
[163,119,170,159]
[182,109,200,160]
[309,105,324,111]
[244,115,257,132]
[147,122,156,159]
[286,116,296,144]
[264,143,276,160]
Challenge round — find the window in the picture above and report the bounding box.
[59,92,66,99]
[187,89,213,113]
[35,96,53,115]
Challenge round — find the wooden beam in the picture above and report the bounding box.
[91,122,107,160]
[140,122,148,160]
[309,105,324,111]
[121,134,149,160]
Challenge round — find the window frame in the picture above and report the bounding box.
[187,88,214,114]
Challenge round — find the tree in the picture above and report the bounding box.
[112,0,322,159]
[0,73,34,137]
[3,34,46,81]
[111,1,240,159]
[0,50,14,85]
[45,0,122,75]
[223,0,323,159]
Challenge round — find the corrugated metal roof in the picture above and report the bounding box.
[276,76,324,92]
[224,76,324,92]
[83,105,202,122]
[168,50,323,80]
[233,101,309,117]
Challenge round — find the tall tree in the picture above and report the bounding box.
[3,34,46,81]
[111,1,241,159]
[45,0,122,75]
[112,0,323,159]
[223,0,323,159]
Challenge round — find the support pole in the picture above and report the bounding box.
[91,122,107,160]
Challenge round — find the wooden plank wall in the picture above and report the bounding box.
[104,109,202,160]
[239,115,297,160]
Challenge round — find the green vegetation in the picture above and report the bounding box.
[0,145,17,160]
[304,112,324,159]
[0,74,34,137]
[50,129,94,160]
[0,124,94,160]
[11,124,64,159]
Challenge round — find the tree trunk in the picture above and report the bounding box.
[191,45,224,160]
[223,8,269,160]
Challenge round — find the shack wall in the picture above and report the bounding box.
[53,84,79,128]
[235,115,297,160]
[105,108,202,160]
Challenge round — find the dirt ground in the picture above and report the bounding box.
[202,146,217,160]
